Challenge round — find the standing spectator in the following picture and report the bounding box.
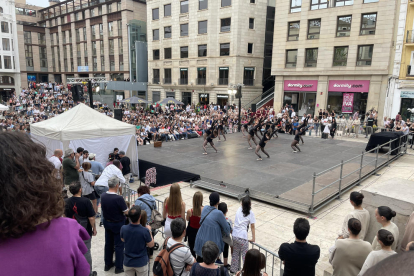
[218,202,233,268]
[163,183,186,238]
[79,162,97,213]
[194,192,231,262]
[167,218,196,276]
[62,148,81,186]
[186,191,204,258]
[401,211,414,251]
[190,241,230,276]
[106,153,123,170]
[236,249,268,276]
[120,205,154,276]
[119,150,131,184]
[330,218,372,276]
[101,176,129,274]
[48,149,63,179]
[365,114,374,138]
[230,196,256,273]
[113,147,120,160]
[338,192,370,240]
[0,132,90,276]
[88,153,104,176]
[278,218,320,276]
[65,182,98,276]
[95,160,125,227]
[372,206,399,251]
[358,230,397,276]
[79,150,89,166]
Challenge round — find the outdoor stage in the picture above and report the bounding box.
[139,132,385,214]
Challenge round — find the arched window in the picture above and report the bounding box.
[0,76,15,85]
[0,7,3,13]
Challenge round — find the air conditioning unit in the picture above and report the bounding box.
[309,35,315,39]
[211,83,214,86]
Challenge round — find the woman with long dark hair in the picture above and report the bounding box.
[0,132,91,275]
[330,118,337,139]
[236,249,268,276]
[230,196,256,273]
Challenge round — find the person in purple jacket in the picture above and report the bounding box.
[0,131,91,276]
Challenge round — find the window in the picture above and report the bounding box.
[164,4,171,16]
[98,6,102,15]
[288,21,300,41]
[181,0,189,13]
[153,29,159,40]
[91,8,95,17]
[181,46,188,58]
[100,40,104,55]
[93,57,97,71]
[248,43,253,54]
[180,23,188,36]
[2,38,10,51]
[308,19,321,39]
[219,67,229,85]
[305,48,318,67]
[197,68,207,85]
[153,69,160,83]
[333,46,348,66]
[164,48,172,59]
[199,21,207,34]
[91,25,96,40]
[153,49,160,60]
[99,23,104,39]
[285,50,297,68]
[40,47,47,68]
[25,45,33,67]
[199,0,208,10]
[164,26,172,38]
[117,20,122,35]
[363,0,378,3]
[311,0,327,10]
[290,0,301,13]
[198,44,207,57]
[117,2,121,11]
[220,43,230,56]
[83,27,87,41]
[119,38,123,54]
[1,21,9,33]
[357,45,373,66]
[250,0,255,3]
[108,22,114,36]
[243,67,255,86]
[221,0,231,7]
[101,56,105,71]
[361,13,377,35]
[85,57,88,66]
[164,68,172,84]
[249,18,254,29]
[180,68,188,84]
[92,41,97,56]
[4,56,12,69]
[24,31,31,44]
[109,39,114,54]
[337,16,352,37]
[221,18,231,32]
[107,3,112,13]
[153,8,159,20]
[76,29,80,42]
[335,0,353,6]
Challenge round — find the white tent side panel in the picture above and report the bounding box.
[31,134,63,158]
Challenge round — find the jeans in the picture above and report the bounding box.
[95,185,109,223]
[103,219,125,270]
[365,126,373,137]
[314,123,320,136]
[84,238,93,275]
[181,132,188,139]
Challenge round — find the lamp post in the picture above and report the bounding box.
[228,83,243,131]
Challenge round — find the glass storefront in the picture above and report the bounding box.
[199,93,209,105]
[283,92,316,116]
[327,92,367,117]
[217,94,229,108]
[401,98,414,121]
[182,92,191,106]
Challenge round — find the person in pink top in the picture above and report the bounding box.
[0,132,91,276]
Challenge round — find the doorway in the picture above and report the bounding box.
[283,92,316,116]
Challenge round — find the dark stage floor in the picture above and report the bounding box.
[139,132,375,212]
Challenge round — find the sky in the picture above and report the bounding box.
[27,0,50,8]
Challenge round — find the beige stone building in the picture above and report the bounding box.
[146,0,272,107]
[14,0,146,97]
[271,0,398,123]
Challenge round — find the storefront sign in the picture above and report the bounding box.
[180,68,188,71]
[217,94,229,98]
[328,80,370,93]
[199,94,208,97]
[401,91,414,98]
[78,66,89,72]
[342,93,354,113]
[284,80,318,91]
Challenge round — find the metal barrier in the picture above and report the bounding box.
[309,133,409,216]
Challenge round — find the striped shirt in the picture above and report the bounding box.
[167,238,195,276]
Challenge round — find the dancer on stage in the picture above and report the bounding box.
[291,125,313,153]
[247,118,263,149]
[255,129,278,161]
[242,118,254,137]
[203,130,218,154]
[217,116,227,142]
[295,115,309,144]
[204,119,217,141]
[270,118,282,138]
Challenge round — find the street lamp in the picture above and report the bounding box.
[229,83,243,131]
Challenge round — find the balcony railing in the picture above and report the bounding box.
[218,78,229,85]
[243,79,254,86]
[197,78,206,85]
[407,30,414,43]
[153,78,160,84]
[179,78,188,85]
[164,78,172,84]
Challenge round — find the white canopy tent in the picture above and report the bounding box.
[31,103,139,175]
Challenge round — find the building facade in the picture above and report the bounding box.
[271,0,398,124]
[0,0,21,102]
[146,0,271,107]
[14,0,146,99]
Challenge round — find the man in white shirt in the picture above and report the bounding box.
[95,160,126,227]
[48,149,63,179]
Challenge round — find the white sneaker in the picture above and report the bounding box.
[257,158,262,161]
[293,150,298,153]
[248,147,252,149]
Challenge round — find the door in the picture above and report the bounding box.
[152,91,160,103]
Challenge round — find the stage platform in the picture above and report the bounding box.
[139,133,387,214]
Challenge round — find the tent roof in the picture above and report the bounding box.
[31,103,135,141]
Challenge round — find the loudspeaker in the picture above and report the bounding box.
[71,85,83,102]
[251,104,257,113]
[114,109,123,121]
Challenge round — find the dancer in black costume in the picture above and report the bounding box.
[203,130,218,154]
[255,129,278,161]
[204,119,217,141]
[217,116,227,141]
[295,116,309,144]
[291,125,313,153]
[330,117,337,139]
[242,118,254,137]
[246,118,263,149]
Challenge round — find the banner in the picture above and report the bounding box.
[342,93,354,113]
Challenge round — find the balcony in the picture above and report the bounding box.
[218,78,228,85]
[243,79,254,86]
[164,78,172,84]
[197,78,206,85]
[407,30,414,44]
[153,77,160,84]
[179,78,188,85]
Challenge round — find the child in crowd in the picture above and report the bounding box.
[218,202,233,269]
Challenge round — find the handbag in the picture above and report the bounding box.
[138,198,164,229]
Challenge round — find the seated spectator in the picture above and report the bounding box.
[190,241,230,276]
[338,192,370,240]
[0,132,90,276]
[236,249,268,276]
[278,218,320,276]
[330,218,372,276]
[372,206,399,251]
[358,229,397,276]
[120,206,154,276]
[363,250,414,276]
[168,218,196,276]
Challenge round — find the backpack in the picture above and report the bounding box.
[138,198,164,229]
[153,238,186,276]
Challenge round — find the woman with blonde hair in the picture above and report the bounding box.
[163,183,186,238]
[186,191,204,257]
